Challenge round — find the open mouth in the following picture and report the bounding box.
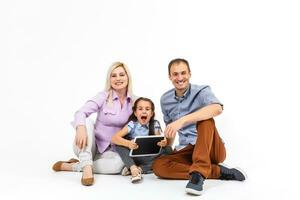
[141,116,147,120]
[140,116,148,123]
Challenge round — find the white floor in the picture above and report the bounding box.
[0,117,296,200]
[1,164,251,200]
[1,146,297,200]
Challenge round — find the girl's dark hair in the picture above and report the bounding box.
[127,97,156,135]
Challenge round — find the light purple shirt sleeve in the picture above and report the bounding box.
[71,92,107,129]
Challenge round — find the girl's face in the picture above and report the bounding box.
[134,100,154,125]
[110,66,129,91]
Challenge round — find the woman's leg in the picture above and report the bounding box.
[92,150,124,174]
[72,118,97,172]
[55,118,96,172]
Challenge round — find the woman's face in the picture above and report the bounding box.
[110,66,129,91]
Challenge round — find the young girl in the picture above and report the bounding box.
[111,97,170,183]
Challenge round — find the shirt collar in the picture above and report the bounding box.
[136,122,149,129]
[174,84,191,101]
[111,90,132,102]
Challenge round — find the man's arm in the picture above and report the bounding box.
[164,104,223,138]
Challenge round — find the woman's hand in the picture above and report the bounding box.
[127,140,138,150]
[75,125,88,150]
[157,137,167,147]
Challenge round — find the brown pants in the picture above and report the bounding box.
[152,118,226,179]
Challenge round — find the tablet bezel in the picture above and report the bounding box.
[129,135,164,157]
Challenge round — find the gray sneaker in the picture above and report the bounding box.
[185,172,204,196]
[219,164,247,181]
[131,167,142,183]
[121,166,131,176]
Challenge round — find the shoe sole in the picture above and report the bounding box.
[81,177,94,186]
[185,188,203,196]
[131,177,142,183]
[219,163,248,180]
[234,167,248,180]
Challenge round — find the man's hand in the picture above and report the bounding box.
[127,140,139,150]
[157,137,167,147]
[75,125,88,150]
[164,118,185,138]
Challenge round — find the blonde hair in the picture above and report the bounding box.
[104,62,135,106]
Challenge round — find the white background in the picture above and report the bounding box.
[0,0,299,199]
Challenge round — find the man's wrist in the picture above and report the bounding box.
[180,116,188,126]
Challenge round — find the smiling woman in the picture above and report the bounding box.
[52,62,136,186]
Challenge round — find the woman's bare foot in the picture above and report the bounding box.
[82,165,93,179]
[52,158,79,172]
[81,165,94,186]
[60,162,74,171]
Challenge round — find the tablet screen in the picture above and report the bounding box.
[130,135,164,157]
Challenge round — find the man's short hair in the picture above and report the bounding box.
[168,58,191,75]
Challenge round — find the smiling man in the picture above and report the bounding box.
[152,58,246,196]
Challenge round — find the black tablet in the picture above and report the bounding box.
[129,135,164,157]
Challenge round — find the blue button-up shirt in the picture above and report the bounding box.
[127,120,162,140]
[160,84,223,150]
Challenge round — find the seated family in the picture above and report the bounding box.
[52,59,246,196]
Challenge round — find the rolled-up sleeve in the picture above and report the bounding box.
[160,97,172,126]
[71,92,106,129]
[198,86,223,109]
[127,121,135,133]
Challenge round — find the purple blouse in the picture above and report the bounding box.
[71,90,133,153]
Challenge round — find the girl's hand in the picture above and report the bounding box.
[75,125,88,150]
[157,138,167,147]
[128,140,139,150]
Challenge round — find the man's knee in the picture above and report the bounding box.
[196,118,215,131]
[152,157,168,178]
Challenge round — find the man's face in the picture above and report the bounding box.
[169,62,191,94]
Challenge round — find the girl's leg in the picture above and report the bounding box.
[115,145,142,182]
[134,147,173,174]
[115,145,135,169]
[134,156,156,174]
